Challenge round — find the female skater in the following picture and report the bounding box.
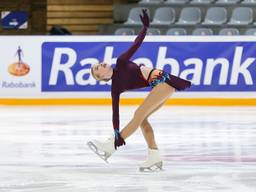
[88,9,191,171]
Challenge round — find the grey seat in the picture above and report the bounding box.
[166,28,187,35]
[125,7,150,25]
[139,0,164,4]
[192,28,214,35]
[241,0,256,4]
[244,28,256,35]
[228,7,253,25]
[219,28,240,35]
[190,0,215,4]
[147,28,161,35]
[202,7,227,25]
[114,28,135,35]
[215,0,240,4]
[151,7,176,25]
[164,0,190,4]
[176,7,201,25]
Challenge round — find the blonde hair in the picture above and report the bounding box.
[91,64,111,82]
[91,65,101,81]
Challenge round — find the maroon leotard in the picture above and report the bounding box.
[111,27,191,131]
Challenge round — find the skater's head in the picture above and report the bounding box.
[91,62,113,82]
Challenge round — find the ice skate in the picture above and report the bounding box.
[139,149,163,172]
[87,136,115,163]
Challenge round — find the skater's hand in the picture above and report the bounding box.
[114,129,126,149]
[140,9,149,28]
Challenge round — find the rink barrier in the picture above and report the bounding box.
[0,98,256,105]
[1,36,256,105]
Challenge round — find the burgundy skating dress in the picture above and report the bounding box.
[111,26,191,148]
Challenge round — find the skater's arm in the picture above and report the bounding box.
[112,92,126,149]
[118,9,149,61]
[112,92,120,130]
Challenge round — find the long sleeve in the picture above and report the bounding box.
[118,27,147,61]
[111,91,120,130]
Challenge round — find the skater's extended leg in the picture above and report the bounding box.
[120,83,175,140]
[87,98,164,163]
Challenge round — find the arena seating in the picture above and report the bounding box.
[192,27,214,35]
[99,0,256,35]
[202,7,227,25]
[219,27,240,35]
[244,28,256,34]
[114,27,136,35]
[151,7,176,25]
[166,28,187,35]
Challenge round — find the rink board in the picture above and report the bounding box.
[0,36,255,105]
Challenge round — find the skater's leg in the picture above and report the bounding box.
[139,103,165,171]
[140,102,164,149]
[141,119,157,149]
[120,83,175,140]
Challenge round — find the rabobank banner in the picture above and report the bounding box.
[0,36,256,102]
[42,41,255,92]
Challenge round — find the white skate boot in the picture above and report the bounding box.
[139,149,163,172]
[87,136,115,163]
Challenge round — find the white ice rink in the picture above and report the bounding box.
[0,105,256,192]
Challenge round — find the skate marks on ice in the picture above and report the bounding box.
[0,106,256,192]
[1,162,255,192]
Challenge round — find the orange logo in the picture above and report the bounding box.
[8,46,30,76]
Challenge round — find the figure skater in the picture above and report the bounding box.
[88,9,191,171]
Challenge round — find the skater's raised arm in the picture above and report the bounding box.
[118,9,149,62]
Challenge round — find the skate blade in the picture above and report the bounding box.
[139,162,163,172]
[87,141,109,163]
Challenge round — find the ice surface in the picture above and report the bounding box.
[0,106,256,192]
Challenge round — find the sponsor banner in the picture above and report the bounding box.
[42,42,256,92]
[0,37,40,98]
[0,36,255,100]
